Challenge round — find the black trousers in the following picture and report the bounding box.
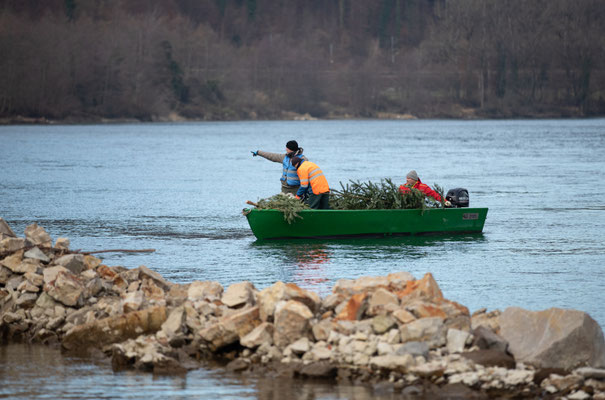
[306,192,330,209]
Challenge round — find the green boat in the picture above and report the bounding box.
[244,207,488,240]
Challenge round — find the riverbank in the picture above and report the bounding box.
[2,219,605,399]
[1,105,597,125]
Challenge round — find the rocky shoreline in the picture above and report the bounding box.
[2,218,605,399]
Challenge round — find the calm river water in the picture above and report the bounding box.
[1,119,604,399]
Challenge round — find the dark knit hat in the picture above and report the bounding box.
[286,140,299,151]
[291,156,303,168]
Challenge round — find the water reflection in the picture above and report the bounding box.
[248,234,486,294]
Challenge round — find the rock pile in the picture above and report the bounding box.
[2,218,605,399]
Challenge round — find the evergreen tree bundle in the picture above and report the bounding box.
[247,180,445,224]
[253,193,309,224]
[329,179,445,210]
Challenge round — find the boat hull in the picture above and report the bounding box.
[244,208,488,240]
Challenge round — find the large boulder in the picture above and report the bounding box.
[53,254,85,274]
[334,293,368,321]
[241,322,274,348]
[0,237,26,254]
[43,267,85,307]
[24,247,50,263]
[333,271,415,296]
[187,281,223,302]
[395,272,443,301]
[24,223,52,247]
[1,250,24,272]
[257,281,320,321]
[199,306,260,350]
[399,317,447,348]
[0,218,16,238]
[222,281,256,308]
[367,287,400,316]
[273,300,313,349]
[62,306,167,351]
[499,307,605,369]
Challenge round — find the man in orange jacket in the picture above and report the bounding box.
[291,157,330,209]
[399,170,451,206]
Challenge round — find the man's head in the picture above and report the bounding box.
[291,156,303,169]
[286,140,299,154]
[406,170,418,185]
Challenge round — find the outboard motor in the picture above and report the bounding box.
[446,188,469,208]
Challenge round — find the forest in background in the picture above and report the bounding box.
[1,0,604,122]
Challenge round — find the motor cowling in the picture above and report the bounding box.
[446,188,469,208]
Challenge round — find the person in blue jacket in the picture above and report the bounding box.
[251,140,307,195]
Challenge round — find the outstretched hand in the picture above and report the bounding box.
[251,150,258,157]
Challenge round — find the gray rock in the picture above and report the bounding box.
[46,316,64,330]
[24,223,52,247]
[222,281,255,308]
[447,328,471,354]
[44,269,85,307]
[241,322,274,348]
[400,317,446,348]
[187,281,223,302]
[199,306,260,350]
[54,254,85,275]
[499,307,605,369]
[568,390,591,400]
[288,337,311,354]
[139,265,170,290]
[410,360,446,378]
[395,341,429,358]
[273,300,313,349]
[309,343,332,361]
[367,287,399,316]
[502,369,534,386]
[16,292,38,308]
[44,266,70,284]
[24,247,50,263]
[161,306,185,338]
[574,367,605,380]
[24,272,44,287]
[377,342,394,355]
[62,306,167,351]
[0,218,16,238]
[14,259,41,274]
[393,309,416,324]
[472,325,508,352]
[35,292,59,309]
[0,266,13,285]
[6,275,24,291]
[312,318,334,341]
[372,314,396,334]
[257,281,320,322]
[370,354,415,370]
[121,291,145,313]
[2,311,23,324]
[54,237,70,250]
[462,349,515,369]
[0,237,26,253]
[17,280,39,293]
[541,374,584,392]
[321,293,343,310]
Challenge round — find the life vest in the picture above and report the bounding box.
[296,161,329,196]
[281,150,305,186]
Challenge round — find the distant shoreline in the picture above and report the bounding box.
[2,109,602,126]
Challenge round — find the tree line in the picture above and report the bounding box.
[1,0,604,122]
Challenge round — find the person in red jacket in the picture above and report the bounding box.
[399,170,451,206]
